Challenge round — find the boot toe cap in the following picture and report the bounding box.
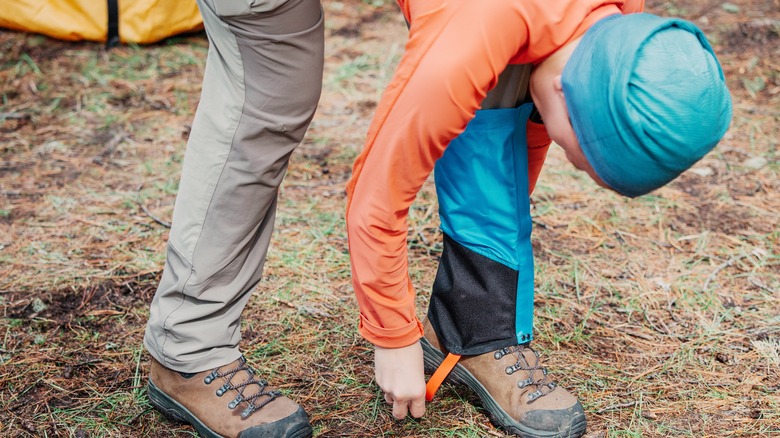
[238,406,312,438]
[521,401,586,435]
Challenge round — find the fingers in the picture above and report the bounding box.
[389,396,425,420]
[384,392,426,420]
[392,398,409,420]
[409,397,426,418]
[374,341,427,421]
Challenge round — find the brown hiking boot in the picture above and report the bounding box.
[147,356,312,438]
[422,320,586,437]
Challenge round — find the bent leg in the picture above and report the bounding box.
[144,0,324,372]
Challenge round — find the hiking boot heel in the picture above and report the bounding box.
[421,337,444,374]
[422,336,470,387]
[147,381,188,424]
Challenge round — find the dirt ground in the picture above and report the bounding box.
[1,0,778,437]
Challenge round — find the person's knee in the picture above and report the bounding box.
[213,0,323,35]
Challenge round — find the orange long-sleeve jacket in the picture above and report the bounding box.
[346,0,645,349]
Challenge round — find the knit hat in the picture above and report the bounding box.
[561,13,733,197]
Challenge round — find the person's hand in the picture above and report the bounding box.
[374,341,426,420]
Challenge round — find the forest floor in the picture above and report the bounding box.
[1,0,778,436]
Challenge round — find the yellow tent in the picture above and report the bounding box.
[0,0,203,45]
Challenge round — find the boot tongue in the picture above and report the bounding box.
[515,348,545,381]
[512,347,557,402]
[218,357,281,418]
[226,362,262,396]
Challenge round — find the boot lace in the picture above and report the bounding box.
[203,356,282,418]
[494,345,556,403]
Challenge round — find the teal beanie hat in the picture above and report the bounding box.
[561,13,733,198]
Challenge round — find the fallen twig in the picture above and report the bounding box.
[0,112,31,120]
[595,401,638,414]
[136,183,172,228]
[703,253,749,291]
[749,277,776,294]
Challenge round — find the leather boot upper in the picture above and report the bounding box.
[423,319,583,432]
[149,356,304,437]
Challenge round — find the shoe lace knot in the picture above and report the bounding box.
[203,356,283,418]
[494,345,556,403]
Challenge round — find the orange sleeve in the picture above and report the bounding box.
[347,0,627,348]
[621,0,645,14]
[347,1,530,348]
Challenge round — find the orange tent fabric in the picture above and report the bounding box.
[0,0,203,44]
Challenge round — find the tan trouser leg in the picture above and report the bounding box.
[481,63,532,109]
[144,0,324,372]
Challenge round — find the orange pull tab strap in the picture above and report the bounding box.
[425,353,461,402]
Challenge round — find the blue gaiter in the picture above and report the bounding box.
[429,103,535,355]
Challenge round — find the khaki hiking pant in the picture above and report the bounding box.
[144,0,324,372]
